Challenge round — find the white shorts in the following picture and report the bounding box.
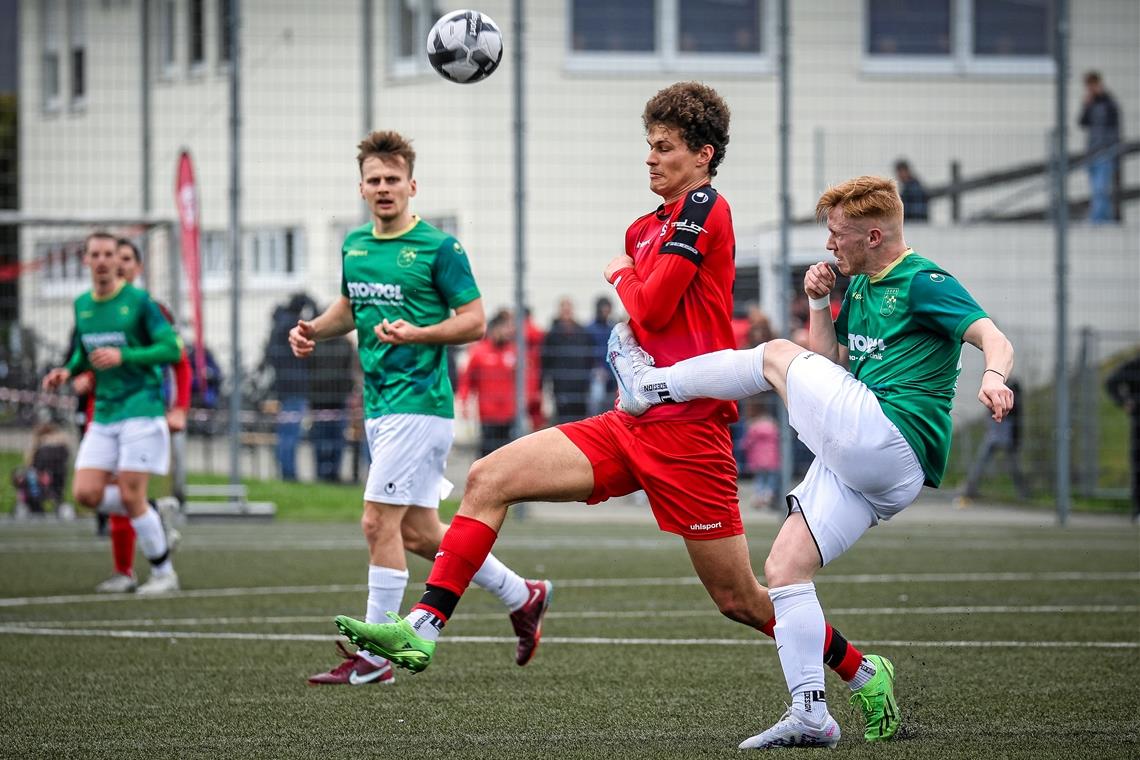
[785,352,925,565]
[363,414,455,508]
[75,417,171,476]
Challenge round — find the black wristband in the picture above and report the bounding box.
[984,368,1006,380]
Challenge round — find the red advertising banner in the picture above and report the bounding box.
[175,150,206,392]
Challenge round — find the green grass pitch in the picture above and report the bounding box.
[0,513,1137,759]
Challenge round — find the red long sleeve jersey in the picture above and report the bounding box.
[613,185,737,425]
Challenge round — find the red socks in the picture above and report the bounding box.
[413,515,499,621]
[109,515,136,576]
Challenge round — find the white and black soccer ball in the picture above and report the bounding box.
[426,9,503,84]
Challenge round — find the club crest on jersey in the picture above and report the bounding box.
[397,247,418,268]
[880,288,899,317]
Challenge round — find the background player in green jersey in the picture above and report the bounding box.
[609,175,1014,749]
[42,232,184,594]
[290,131,550,686]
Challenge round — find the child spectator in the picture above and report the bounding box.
[742,407,781,510]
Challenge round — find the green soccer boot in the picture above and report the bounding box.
[850,654,901,741]
[334,612,436,674]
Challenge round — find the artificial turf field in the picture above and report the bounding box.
[0,509,1137,759]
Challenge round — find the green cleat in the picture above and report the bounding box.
[850,654,901,742]
[334,612,436,674]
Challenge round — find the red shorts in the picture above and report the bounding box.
[558,412,743,540]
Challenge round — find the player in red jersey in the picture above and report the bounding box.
[334,83,880,719]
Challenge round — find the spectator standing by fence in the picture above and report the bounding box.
[585,296,616,415]
[542,297,595,425]
[894,160,928,222]
[1079,71,1121,223]
[309,333,355,483]
[1106,353,1140,521]
[458,309,518,457]
[266,293,317,481]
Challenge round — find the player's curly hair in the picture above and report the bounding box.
[357,130,417,177]
[815,176,904,223]
[642,82,731,177]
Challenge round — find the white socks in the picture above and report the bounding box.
[770,582,828,725]
[848,658,877,691]
[97,485,128,516]
[472,553,530,611]
[130,508,172,575]
[362,565,410,666]
[664,345,771,403]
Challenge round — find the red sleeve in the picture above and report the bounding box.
[612,256,699,332]
[457,346,479,402]
[172,348,192,410]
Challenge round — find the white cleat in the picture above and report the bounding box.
[606,323,664,416]
[137,571,180,595]
[154,496,182,551]
[738,710,841,750]
[94,573,137,593]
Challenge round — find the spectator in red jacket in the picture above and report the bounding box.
[458,309,519,457]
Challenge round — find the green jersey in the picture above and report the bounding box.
[834,251,986,487]
[341,217,480,419]
[66,282,183,424]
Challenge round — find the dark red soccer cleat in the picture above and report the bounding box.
[307,641,395,686]
[509,579,553,666]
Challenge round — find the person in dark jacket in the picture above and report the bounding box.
[1078,71,1122,223]
[1106,353,1140,520]
[309,334,355,482]
[265,292,317,480]
[541,297,595,425]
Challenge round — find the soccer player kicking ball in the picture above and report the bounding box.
[43,232,184,594]
[608,175,1015,749]
[334,85,896,745]
[294,131,550,686]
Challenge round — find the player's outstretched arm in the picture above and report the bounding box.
[963,317,1015,422]
[42,367,71,391]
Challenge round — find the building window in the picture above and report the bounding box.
[68,0,86,104]
[864,0,1055,75]
[158,0,177,77]
[567,0,769,74]
[40,0,63,111]
[390,0,445,78]
[218,0,233,64]
[202,231,228,276]
[37,240,85,285]
[188,0,205,69]
[244,228,304,276]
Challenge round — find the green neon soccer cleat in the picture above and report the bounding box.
[334,612,436,674]
[850,654,901,742]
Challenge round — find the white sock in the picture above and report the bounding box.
[404,607,444,642]
[664,345,771,403]
[848,657,877,691]
[770,582,828,725]
[471,553,529,611]
[131,508,173,575]
[97,485,128,516]
[361,565,409,666]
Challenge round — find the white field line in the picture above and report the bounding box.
[2,571,1137,608]
[2,535,1136,554]
[0,625,1133,649]
[6,605,1138,629]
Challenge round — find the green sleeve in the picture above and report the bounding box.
[120,297,183,365]
[432,237,481,308]
[910,271,987,341]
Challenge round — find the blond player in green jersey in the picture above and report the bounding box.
[291,132,551,686]
[608,175,1015,749]
[42,232,184,594]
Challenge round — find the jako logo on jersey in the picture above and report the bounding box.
[82,331,127,350]
[849,334,886,354]
[672,219,707,235]
[690,191,710,204]
[346,282,405,301]
[690,521,722,531]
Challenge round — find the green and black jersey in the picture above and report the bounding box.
[65,282,183,424]
[834,250,987,487]
[341,217,480,419]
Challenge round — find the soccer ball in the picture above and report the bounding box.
[426,9,504,84]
